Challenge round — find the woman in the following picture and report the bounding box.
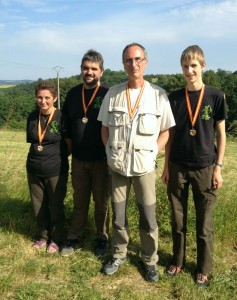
[26,80,70,254]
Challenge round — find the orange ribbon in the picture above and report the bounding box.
[185,85,205,129]
[126,82,145,119]
[82,83,100,117]
[38,107,56,145]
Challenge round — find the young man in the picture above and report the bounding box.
[98,43,175,282]
[162,45,226,288]
[61,49,110,256]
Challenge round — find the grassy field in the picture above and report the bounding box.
[0,85,16,89]
[0,130,236,300]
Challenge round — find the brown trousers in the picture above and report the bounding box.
[67,158,110,240]
[167,162,217,274]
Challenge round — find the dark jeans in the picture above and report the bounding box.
[28,173,68,245]
[167,162,216,274]
[67,158,110,240]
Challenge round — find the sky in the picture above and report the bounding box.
[0,0,237,80]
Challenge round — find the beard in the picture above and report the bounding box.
[83,76,99,87]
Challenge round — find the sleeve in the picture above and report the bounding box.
[97,91,110,126]
[61,94,72,138]
[159,93,176,131]
[61,111,70,139]
[214,92,227,121]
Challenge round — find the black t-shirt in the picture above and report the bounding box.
[26,108,69,177]
[169,85,227,167]
[62,83,108,161]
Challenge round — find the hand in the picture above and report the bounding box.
[161,166,169,185]
[212,166,223,189]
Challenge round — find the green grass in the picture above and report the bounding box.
[0,85,15,89]
[0,129,236,300]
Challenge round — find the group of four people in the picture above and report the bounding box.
[26,43,226,288]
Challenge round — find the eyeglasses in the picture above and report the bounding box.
[124,57,146,66]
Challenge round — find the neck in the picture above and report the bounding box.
[128,78,144,89]
[40,107,54,115]
[83,82,99,90]
[186,80,203,91]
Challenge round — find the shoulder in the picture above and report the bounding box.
[169,88,185,99]
[66,84,83,97]
[27,110,38,121]
[204,85,225,98]
[109,81,127,93]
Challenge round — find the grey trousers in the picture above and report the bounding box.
[110,169,158,265]
[28,173,68,244]
[167,162,217,274]
[67,158,110,240]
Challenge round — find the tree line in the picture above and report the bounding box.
[0,69,236,136]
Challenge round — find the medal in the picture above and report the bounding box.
[185,85,205,137]
[189,129,197,136]
[37,145,43,151]
[82,83,100,123]
[82,117,88,123]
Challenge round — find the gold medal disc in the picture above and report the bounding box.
[189,129,197,136]
[37,145,43,151]
[82,117,88,123]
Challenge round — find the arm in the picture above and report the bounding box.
[101,125,109,147]
[212,120,226,189]
[161,127,174,185]
[65,138,72,156]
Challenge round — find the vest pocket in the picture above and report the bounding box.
[106,141,126,172]
[132,145,156,174]
[138,113,160,135]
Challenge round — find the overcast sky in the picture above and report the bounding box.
[0,0,236,80]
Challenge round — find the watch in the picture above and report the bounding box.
[214,161,223,167]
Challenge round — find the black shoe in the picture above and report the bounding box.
[104,257,127,275]
[60,239,82,257]
[144,264,159,282]
[196,273,208,288]
[94,238,108,256]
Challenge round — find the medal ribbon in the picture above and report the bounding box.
[38,107,56,144]
[82,82,100,116]
[185,85,205,128]
[126,82,145,119]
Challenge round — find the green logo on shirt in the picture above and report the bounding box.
[201,105,212,120]
[50,120,59,134]
[93,96,103,109]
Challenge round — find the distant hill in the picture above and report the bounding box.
[0,79,34,86]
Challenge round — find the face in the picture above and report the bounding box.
[81,60,103,88]
[36,89,57,114]
[123,46,147,80]
[181,59,206,85]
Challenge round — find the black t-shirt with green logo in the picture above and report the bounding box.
[26,108,69,177]
[169,85,226,167]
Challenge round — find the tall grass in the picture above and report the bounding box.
[0,130,236,300]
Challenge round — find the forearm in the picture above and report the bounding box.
[157,129,169,153]
[101,125,109,146]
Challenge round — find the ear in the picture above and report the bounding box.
[201,63,206,71]
[53,97,58,103]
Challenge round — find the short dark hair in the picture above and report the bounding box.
[35,80,57,98]
[81,49,104,71]
[122,42,148,63]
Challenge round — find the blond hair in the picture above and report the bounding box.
[180,45,205,66]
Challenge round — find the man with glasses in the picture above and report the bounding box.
[98,42,175,282]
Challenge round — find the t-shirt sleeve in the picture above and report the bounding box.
[97,91,110,126]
